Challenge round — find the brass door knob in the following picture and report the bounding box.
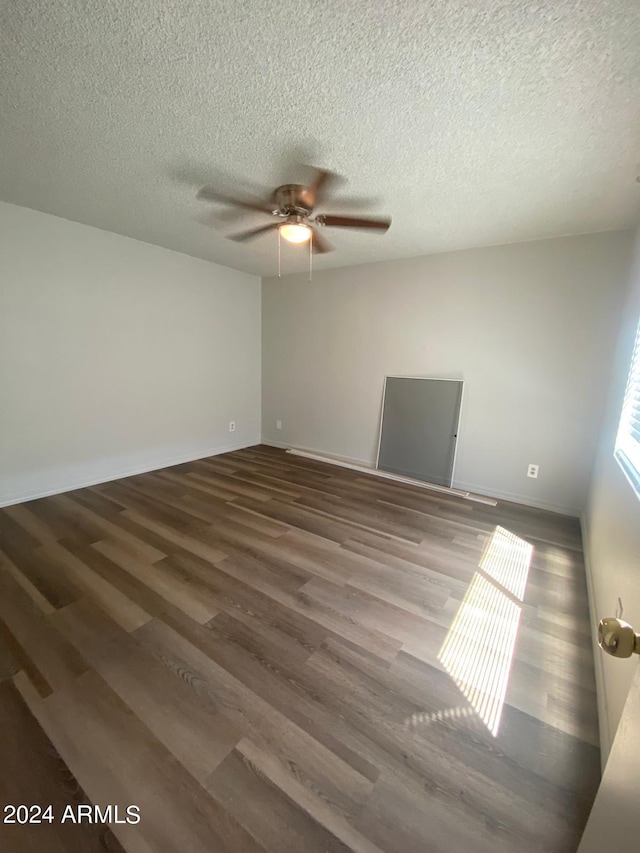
[598,617,640,658]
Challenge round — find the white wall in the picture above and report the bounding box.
[582,226,640,762]
[0,202,261,505]
[262,231,633,516]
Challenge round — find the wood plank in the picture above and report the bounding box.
[0,549,59,613]
[92,539,220,624]
[52,600,239,783]
[38,542,151,632]
[55,493,165,562]
[120,509,228,564]
[135,615,376,815]
[0,679,126,853]
[205,738,379,853]
[16,669,264,853]
[0,564,88,693]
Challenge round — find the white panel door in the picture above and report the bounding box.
[579,659,640,850]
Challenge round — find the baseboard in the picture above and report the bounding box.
[580,511,610,770]
[453,480,581,517]
[260,438,292,450]
[0,437,260,507]
[262,439,581,516]
[261,439,372,468]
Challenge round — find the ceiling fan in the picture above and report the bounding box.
[196,166,391,254]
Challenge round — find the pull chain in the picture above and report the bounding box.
[277,225,313,280]
[278,228,281,278]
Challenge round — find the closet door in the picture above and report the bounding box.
[377,377,463,487]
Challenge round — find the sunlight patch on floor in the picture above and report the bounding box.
[479,525,532,598]
[406,705,477,729]
[438,526,533,736]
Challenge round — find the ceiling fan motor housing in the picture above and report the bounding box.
[272,184,312,217]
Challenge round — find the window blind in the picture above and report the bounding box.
[615,317,640,496]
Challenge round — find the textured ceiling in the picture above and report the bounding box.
[1,1,640,276]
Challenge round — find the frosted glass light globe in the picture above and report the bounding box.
[279,222,311,243]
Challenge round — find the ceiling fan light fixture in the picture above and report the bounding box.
[279,222,311,244]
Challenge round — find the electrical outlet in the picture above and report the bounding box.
[276,420,282,430]
[229,421,236,432]
[527,463,539,479]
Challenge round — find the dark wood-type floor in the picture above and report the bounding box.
[0,445,600,852]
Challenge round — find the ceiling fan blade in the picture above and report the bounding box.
[197,187,273,214]
[316,214,391,232]
[196,207,249,228]
[302,167,341,210]
[228,222,279,242]
[325,195,380,211]
[310,227,332,254]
